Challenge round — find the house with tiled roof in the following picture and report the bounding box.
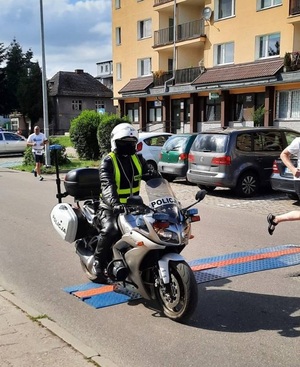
[48,69,114,134]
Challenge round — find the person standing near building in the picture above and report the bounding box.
[267,136,300,234]
[27,126,48,181]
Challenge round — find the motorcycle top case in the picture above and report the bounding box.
[51,203,91,243]
[64,168,101,201]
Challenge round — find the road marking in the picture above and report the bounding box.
[63,245,300,309]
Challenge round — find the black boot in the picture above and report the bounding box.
[92,260,108,284]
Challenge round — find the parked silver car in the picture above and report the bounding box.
[187,127,300,197]
[271,156,300,200]
[0,131,27,154]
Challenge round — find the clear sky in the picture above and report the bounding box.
[0,0,112,79]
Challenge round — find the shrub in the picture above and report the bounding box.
[97,114,131,158]
[252,105,265,127]
[69,110,102,160]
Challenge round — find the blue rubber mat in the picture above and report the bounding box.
[63,244,300,309]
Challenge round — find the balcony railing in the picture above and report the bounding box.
[290,0,300,15]
[153,67,202,86]
[154,0,172,6]
[154,19,205,47]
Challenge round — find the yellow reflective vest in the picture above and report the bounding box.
[108,152,142,203]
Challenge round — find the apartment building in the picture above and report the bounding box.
[112,0,300,133]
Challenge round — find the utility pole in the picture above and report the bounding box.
[39,0,50,166]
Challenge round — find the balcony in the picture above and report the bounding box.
[290,0,300,15]
[153,19,205,48]
[153,67,202,86]
[154,0,172,5]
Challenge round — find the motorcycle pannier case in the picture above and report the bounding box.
[50,203,91,243]
[64,168,101,201]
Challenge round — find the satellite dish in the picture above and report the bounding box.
[202,7,212,21]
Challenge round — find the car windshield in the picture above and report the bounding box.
[192,134,227,153]
[164,136,190,152]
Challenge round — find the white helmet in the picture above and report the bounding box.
[111,123,138,151]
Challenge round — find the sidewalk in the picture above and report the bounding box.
[0,286,117,367]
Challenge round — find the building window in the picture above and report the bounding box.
[116,27,121,45]
[277,90,300,119]
[215,42,234,65]
[138,58,152,76]
[257,33,280,58]
[116,63,122,80]
[95,100,105,111]
[148,101,162,122]
[72,100,82,111]
[206,97,221,121]
[215,0,235,20]
[126,103,139,122]
[138,19,152,40]
[257,0,282,10]
[115,0,121,9]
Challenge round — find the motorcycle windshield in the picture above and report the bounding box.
[145,178,181,220]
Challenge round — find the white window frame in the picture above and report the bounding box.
[95,100,105,110]
[137,58,152,77]
[215,0,235,20]
[277,90,300,120]
[116,62,122,80]
[137,19,152,40]
[72,100,82,111]
[214,42,234,65]
[116,27,121,45]
[257,0,282,10]
[115,0,121,9]
[256,33,280,59]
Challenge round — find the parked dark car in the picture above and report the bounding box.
[187,127,300,197]
[158,133,198,181]
[271,156,300,200]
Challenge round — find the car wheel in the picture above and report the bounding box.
[147,160,157,171]
[197,185,216,192]
[235,171,259,197]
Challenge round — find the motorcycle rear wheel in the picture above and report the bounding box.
[155,261,198,322]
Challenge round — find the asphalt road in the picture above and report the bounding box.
[0,167,299,367]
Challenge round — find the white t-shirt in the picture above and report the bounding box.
[27,132,47,155]
[286,137,300,179]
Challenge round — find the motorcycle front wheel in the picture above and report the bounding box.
[155,261,198,322]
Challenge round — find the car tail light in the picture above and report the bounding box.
[211,156,231,165]
[179,153,188,161]
[136,142,143,152]
[272,160,279,173]
[188,153,195,163]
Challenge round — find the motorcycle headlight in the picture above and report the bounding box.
[156,229,179,243]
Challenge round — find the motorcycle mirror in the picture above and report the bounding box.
[127,195,144,206]
[195,190,207,202]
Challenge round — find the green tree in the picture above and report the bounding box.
[69,110,103,160]
[5,38,28,113]
[0,43,7,115]
[17,62,43,125]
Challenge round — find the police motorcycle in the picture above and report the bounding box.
[50,149,206,321]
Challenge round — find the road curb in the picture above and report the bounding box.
[0,286,119,367]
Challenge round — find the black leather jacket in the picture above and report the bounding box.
[99,153,160,209]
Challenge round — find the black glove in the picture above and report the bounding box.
[113,204,126,214]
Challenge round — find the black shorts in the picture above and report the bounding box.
[33,153,44,163]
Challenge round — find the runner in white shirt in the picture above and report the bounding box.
[27,125,48,181]
[267,136,300,235]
